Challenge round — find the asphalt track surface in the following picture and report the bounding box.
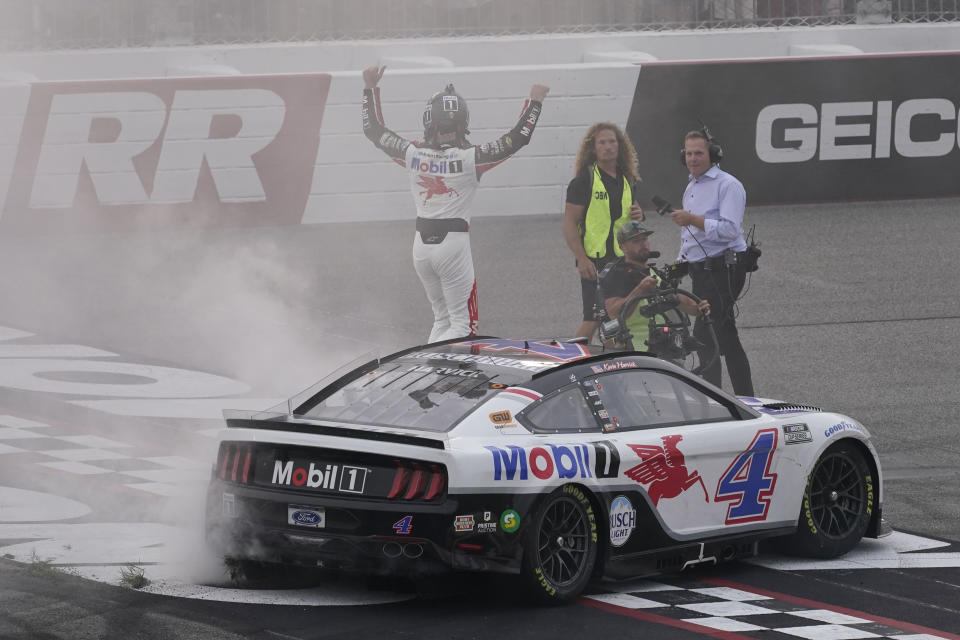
[0,196,959,638]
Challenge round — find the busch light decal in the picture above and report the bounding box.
[609,496,636,547]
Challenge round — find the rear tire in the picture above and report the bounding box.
[520,485,598,604]
[788,441,875,558]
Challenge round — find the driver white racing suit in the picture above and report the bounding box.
[362,87,543,342]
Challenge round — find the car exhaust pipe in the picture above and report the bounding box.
[720,545,736,562]
[383,542,402,558]
[403,543,424,559]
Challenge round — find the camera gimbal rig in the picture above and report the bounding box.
[592,259,718,377]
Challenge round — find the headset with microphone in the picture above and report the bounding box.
[680,120,724,166]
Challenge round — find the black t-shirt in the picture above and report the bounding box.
[601,260,655,300]
[566,167,639,262]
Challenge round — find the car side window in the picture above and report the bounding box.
[591,369,735,430]
[524,385,598,433]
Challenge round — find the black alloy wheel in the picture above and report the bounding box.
[788,441,874,558]
[809,451,867,539]
[521,485,598,603]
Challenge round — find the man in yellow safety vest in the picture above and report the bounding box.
[562,123,644,340]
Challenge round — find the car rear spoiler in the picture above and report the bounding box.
[222,416,446,450]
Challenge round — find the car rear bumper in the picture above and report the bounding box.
[204,478,525,576]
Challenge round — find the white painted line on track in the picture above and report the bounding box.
[0,427,45,440]
[0,487,91,521]
[691,586,772,601]
[586,593,666,609]
[679,617,767,632]
[750,531,960,570]
[37,448,132,462]
[141,456,210,469]
[54,434,133,448]
[37,460,116,475]
[120,468,207,483]
[0,327,33,342]
[122,482,184,496]
[0,415,50,429]
[0,345,118,358]
[677,601,777,617]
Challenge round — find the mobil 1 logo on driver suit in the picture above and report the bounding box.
[405,145,476,211]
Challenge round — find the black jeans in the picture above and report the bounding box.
[690,263,754,396]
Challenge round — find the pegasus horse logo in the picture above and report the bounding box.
[624,435,708,506]
[418,175,459,203]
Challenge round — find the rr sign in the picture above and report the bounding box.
[3,74,331,230]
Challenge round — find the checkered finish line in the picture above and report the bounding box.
[0,414,209,496]
[583,577,960,640]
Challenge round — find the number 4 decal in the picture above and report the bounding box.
[392,515,413,535]
[714,429,779,524]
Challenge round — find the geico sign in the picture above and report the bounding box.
[5,74,330,228]
[756,99,960,163]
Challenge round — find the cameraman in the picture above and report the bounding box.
[668,130,754,395]
[603,221,709,351]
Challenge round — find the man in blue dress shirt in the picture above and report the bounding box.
[668,130,754,395]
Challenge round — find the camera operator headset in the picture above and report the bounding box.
[657,123,757,396]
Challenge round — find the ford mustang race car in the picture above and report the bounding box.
[205,337,886,603]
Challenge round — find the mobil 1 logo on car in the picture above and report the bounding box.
[485,441,620,482]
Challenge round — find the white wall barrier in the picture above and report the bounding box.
[0,64,641,229]
[2,25,959,230]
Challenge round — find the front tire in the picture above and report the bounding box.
[789,441,875,558]
[520,485,598,604]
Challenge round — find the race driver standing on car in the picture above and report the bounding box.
[362,65,549,343]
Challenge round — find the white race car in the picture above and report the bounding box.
[205,338,886,602]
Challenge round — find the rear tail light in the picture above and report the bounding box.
[386,464,411,499]
[388,461,446,501]
[216,444,446,501]
[423,465,446,501]
[217,442,254,484]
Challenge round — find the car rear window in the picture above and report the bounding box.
[297,362,522,432]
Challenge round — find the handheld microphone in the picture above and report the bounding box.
[651,196,674,216]
[648,250,661,259]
